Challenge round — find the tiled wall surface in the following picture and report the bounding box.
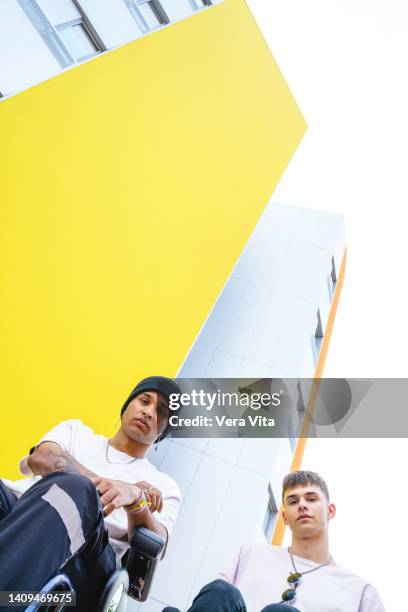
[133,202,345,610]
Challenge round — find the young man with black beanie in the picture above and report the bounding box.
[0,376,181,610]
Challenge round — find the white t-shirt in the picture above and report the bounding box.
[2,419,181,561]
[217,543,386,612]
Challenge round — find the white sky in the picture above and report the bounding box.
[247,1,408,609]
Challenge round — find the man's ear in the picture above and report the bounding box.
[327,502,336,521]
[282,508,288,525]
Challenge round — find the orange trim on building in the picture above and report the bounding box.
[272,248,347,545]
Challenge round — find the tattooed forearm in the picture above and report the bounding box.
[41,449,79,475]
[28,444,98,479]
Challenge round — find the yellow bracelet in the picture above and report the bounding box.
[124,491,153,513]
[125,499,148,513]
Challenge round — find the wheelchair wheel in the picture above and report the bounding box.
[98,569,129,612]
[24,574,73,612]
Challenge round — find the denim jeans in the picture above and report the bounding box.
[163,579,301,612]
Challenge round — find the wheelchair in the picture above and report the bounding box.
[25,526,165,612]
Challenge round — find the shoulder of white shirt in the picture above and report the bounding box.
[35,418,181,497]
[75,419,181,496]
[242,542,373,582]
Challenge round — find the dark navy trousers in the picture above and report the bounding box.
[0,473,117,611]
[164,579,301,612]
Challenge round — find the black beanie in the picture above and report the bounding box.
[120,376,180,440]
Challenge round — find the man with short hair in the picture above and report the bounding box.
[0,376,181,610]
[169,470,385,612]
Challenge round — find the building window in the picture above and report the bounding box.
[125,0,169,33]
[190,0,213,8]
[262,484,278,542]
[291,381,306,448]
[297,381,306,413]
[18,0,74,68]
[287,381,306,450]
[56,19,100,62]
[18,0,102,67]
[138,0,169,28]
[311,309,324,365]
[287,417,296,452]
[327,256,337,301]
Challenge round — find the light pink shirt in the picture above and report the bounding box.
[218,543,386,612]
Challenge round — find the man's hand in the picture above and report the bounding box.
[92,477,142,517]
[92,478,168,554]
[135,481,163,513]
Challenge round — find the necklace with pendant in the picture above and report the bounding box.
[280,549,332,604]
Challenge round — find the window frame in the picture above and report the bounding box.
[188,0,213,10]
[138,0,169,26]
[312,309,324,365]
[262,483,279,542]
[297,380,306,413]
[18,0,75,68]
[125,0,170,32]
[55,17,102,62]
[327,256,338,301]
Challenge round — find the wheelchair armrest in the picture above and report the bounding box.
[125,526,165,602]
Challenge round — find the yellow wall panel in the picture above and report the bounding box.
[0,0,306,476]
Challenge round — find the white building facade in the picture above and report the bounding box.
[0,0,222,98]
[143,202,346,611]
